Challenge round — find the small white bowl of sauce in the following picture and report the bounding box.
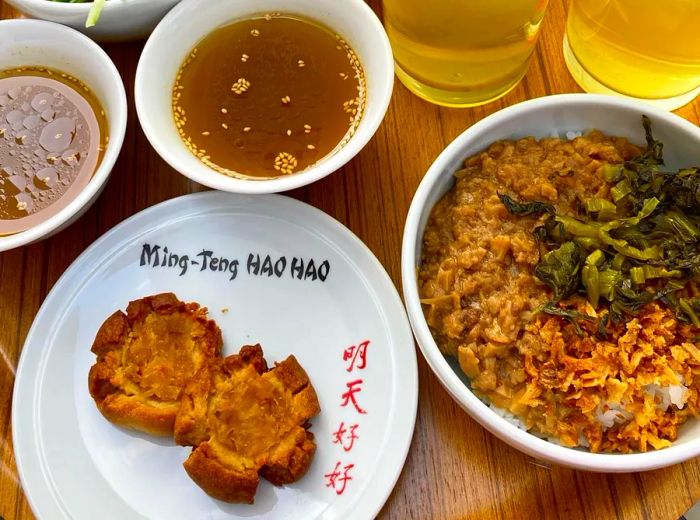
[0,19,127,252]
[135,0,393,194]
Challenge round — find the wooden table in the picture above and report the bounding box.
[1,1,699,519]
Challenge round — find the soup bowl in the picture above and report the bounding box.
[0,19,127,252]
[135,0,393,194]
[402,93,700,472]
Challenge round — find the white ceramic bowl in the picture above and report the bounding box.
[4,0,182,42]
[135,0,393,194]
[0,19,127,252]
[402,93,700,473]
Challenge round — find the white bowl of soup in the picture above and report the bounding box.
[402,94,700,472]
[135,0,393,194]
[0,19,127,252]
[4,0,182,42]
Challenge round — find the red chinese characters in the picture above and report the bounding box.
[343,339,370,372]
[332,421,360,452]
[340,379,367,414]
[324,461,354,495]
[326,339,371,495]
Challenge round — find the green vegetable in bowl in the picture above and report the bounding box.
[49,0,106,28]
[500,116,700,330]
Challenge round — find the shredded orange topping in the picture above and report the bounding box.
[459,296,700,453]
[420,133,700,452]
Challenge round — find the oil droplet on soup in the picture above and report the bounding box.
[0,67,108,236]
[172,14,367,179]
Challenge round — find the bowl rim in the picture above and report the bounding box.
[134,0,394,194]
[5,0,146,13]
[401,93,700,472]
[0,19,127,251]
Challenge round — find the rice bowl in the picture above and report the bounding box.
[402,94,700,472]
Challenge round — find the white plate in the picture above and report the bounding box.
[13,191,417,519]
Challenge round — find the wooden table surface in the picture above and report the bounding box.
[2,1,700,519]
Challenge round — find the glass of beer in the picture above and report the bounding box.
[381,0,549,107]
[564,0,700,110]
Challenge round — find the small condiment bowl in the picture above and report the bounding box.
[135,0,393,194]
[402,93,700,472]
[4,0,182,42]
[0,19,127,252]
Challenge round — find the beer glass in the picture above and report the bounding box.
[382,0,549,107]
[564,0,700,110]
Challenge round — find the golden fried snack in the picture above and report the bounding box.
[175,344,321,503]
[88,293,222,436]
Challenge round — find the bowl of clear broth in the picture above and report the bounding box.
[0,19,127,251]
[135,0,393,194]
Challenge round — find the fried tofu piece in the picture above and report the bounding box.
[175,344,321,503]
[88,293,222,436]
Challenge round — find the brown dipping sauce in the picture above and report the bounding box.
[172,14,366,179]
[0,67,107,236]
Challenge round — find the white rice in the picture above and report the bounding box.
[488,403,528,430]
[578,432,590,448]
[645,383,689,411]
[486,384,687,448]
[669,385,688,408]
[548,130,584,140]
[596,402,633,430]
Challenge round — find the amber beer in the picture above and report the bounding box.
[381,0,548,107]
[564,0,700,110]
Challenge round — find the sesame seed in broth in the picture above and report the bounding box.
[171,14,366,179]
